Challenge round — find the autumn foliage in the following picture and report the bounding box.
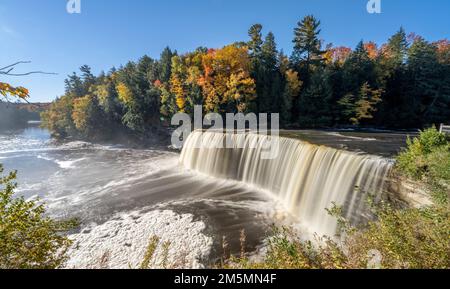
[40,16,450,140]
[0,82,29,100]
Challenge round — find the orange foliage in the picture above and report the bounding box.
[364,42,378,59]
[153,79,162,88]
[325,46,352,65]
[0,82,30,100]
[434,39,450,64]
[198,45,255,112]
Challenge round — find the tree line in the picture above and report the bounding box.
[42,15,450,140]
[0,103,43,130]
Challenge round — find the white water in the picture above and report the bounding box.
[66,208,213,269]
[180,131,393,236]
[1,127,397,267]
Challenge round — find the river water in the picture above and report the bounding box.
[0,125,412,268]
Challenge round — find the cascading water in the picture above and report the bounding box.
[180,130,393,237]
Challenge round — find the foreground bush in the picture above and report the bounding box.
[396,127,449,203]
[0,165,77,269]
[226,202,449,269]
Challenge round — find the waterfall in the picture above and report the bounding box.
[180,130,393,236]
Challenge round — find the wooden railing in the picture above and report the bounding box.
[439,124,450,134]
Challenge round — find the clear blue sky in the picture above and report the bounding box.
[1,0,449,102]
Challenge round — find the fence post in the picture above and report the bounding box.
[439,124,450,134]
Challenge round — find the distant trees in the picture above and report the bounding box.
[42,16,450,140]
[0,103,42,130]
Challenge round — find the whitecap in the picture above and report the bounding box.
[56,158,87,169]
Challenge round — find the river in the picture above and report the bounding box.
[0,124,412,268]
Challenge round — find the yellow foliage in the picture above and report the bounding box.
[0,82,29,100]
[224,70,256,112]
[116,82,133,105]
[285,69,302,98]
[40,95,75,138]
[199,45,256,112]
[170,75,186,112]
[171,56,186,76]
[213,45,251,73]
[72,95,92,131]
[187,66,201,85]
[94,84,109,107]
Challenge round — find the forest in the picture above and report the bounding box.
[41,15,450,140]
[0,103,46,130]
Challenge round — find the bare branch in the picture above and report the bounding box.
[4,68,15,74]
[1,71,58,76]
[0,61,57,76]
[0,61,32,71]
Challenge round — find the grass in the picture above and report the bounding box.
[140,236,160,269]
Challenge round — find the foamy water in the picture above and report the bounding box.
[66,208,213,269]
[0,127,278,268]
[1,127,407,268]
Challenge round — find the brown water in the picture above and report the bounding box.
[0,126,412,267]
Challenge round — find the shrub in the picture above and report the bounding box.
[344,204,450,269]
[396,126,448,180]
[0,164,77,269]
[396,126,449,204]
[226,202,450,269]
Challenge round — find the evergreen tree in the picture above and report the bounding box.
[407,37,450,126]
[260,32,279,112]
[80,65,96,91]
[159,47,174,83]
[298,68,333,127]
[291,15,325,75]
[291,15,326,122]
[342,41,376,93]
[248,24,263,60]
[247,24,265,112]
[385,27,408,68]
[65,72,84,97]
[42,20,450,140]
[281,69,302,125]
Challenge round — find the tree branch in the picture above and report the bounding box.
[0,61,31,71]
[1,71,58,76]
[0,61,57,76]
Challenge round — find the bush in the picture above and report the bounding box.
[226,202,450,269]
[396,126,449,180]
[427,145,450,181]
[344,204,450,269]
[0,164,77,269]
[396,126,449,204]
